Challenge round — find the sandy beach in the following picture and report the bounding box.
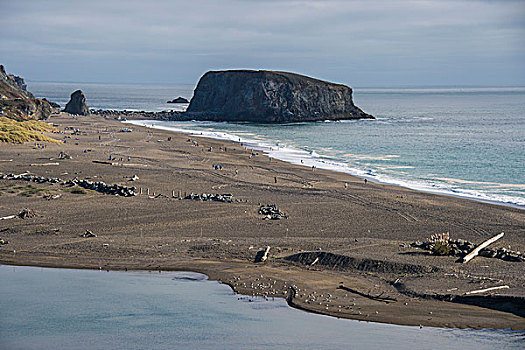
[1,112,524,330]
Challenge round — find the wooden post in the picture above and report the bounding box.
[147,188,150,196]
[462,232,505,263]
[140,187,142,195]
[172,190,175,198]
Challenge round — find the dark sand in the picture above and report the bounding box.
[1,113,524,329]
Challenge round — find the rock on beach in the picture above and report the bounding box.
[64,90,89,116]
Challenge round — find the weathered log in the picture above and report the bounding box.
[465,285,509,295]
[462,232,505,263]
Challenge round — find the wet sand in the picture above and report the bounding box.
[0,113,524,329]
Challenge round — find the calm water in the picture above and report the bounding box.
[0,265,523,350]
[28,81,194,112]
[29,82,525,208]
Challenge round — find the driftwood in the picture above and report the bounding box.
[462,232,505,263]
[30,162,59,166]
[0,208,37,220]
[254,246,271,263]
[465,285,509,295]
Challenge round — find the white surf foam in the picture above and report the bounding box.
[125,120,525,209]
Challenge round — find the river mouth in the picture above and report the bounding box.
[1,265,523,349]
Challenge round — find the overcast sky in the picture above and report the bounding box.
[1,0,524,86]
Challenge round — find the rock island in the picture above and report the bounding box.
[184,70,373,123]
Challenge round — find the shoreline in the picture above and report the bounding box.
[124,118,525,211]
[1,258,524,330]
[1,113,524,330]
[3,262,525,333]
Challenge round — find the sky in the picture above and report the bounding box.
[1,0,524,87]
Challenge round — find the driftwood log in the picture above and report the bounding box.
[462,232,505,263]
[465,285,509,295]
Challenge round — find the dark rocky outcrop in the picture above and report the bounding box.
[167,97,189,103]
[0,65,55,120]
[64,90,89,115]
[184,70,373,123]
[42,98,60,109]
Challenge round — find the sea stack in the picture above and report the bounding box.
[184,70,373,123]
[64,90,89,115]
[167,97,189,103]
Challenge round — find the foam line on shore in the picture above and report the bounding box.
[125,120,525,209]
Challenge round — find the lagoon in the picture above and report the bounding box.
[0,265,522,349]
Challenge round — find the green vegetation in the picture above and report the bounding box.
[0,184,52,197]
[429,232,451,256]
[0,116,60,143]
[431,241,452,256]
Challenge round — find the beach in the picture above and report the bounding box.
[1,112,524,330]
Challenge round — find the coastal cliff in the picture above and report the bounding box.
[0,65,55,120]
[184,70,373,123]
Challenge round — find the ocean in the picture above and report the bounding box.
[1,266,522,349]
[28,81,525,208]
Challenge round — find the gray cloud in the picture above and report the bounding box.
[1,0,524,86]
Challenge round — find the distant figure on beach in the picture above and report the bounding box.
[274,176,278,183]
[364,179,368,184]
[344,182,348,189]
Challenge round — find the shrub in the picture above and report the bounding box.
[429,232,451,256]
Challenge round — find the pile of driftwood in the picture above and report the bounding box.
[0,172,61,183]
[411,232,523,262]
[0,208,38,221]
[183,193,238,203]
[66,179,137,197]
[258,204,287,220]
[81,230,97,238]
[0,172,136,197]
